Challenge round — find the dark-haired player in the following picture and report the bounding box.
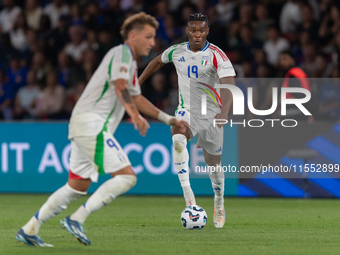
[139,13,236,228]
[16,12,184,247]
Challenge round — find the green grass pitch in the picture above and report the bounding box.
[1,194,340,255]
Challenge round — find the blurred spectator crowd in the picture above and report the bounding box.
[0,0,340,121]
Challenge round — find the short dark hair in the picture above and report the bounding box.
[188,13,209,27]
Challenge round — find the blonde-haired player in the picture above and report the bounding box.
[16,12,184,246]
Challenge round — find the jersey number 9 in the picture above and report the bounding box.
[107,139,119,150]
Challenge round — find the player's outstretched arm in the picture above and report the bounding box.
[138,54,165,85]
[132,94,186,131]
[114,79,150,136]
[215,76,235,128]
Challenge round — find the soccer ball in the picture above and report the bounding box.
[181,205,207,230]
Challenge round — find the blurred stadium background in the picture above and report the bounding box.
[2,1,340,254]
[1,0,340,198]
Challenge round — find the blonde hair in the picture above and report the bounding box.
[120,12,159,41]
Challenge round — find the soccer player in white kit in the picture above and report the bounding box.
[139,13,236,228]
[16,12,184,247]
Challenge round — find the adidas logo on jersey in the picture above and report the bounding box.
[178,57,185,62]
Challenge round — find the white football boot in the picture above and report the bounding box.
[186,197,196,207]
[213,206,225,228]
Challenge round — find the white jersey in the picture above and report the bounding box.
[69,44,140,139]
[161,41,235,119]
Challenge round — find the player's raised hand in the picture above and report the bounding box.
[131,115,150,137]
[169,118,187,134]
[214,112,228,128]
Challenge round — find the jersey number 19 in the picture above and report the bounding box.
[188,65,198,78]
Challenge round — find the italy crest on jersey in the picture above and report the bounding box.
[201,56,209,66]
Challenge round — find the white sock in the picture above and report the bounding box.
[70,175,137,223]
[209,163,225,209]
[22,183,86,235]
[172,134,195,206]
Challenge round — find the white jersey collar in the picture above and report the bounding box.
[187,41,210,52]
[123,44,134,60]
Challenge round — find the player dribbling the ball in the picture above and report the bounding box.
[139,13,236,228]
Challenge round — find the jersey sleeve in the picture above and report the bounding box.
[126,68,141,96]
[109,46,133,82]
[109,46,141,96]
[161,45,177,64]
[214,50,236,78]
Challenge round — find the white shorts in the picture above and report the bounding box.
[175,108,223,155]
[69,130,131,182]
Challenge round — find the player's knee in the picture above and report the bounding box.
[129,175,137,188]
[172,134,187,153]
[118,174,137,189]
[205,158,221,167]
[206,160,219,167]
[171,126,190,139]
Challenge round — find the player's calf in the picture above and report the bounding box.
[70,174,137,224]
[209,164,225,205]
[63,174,136,245]
[172,134,196,206]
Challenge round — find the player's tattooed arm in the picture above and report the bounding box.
[114,79,138,116]
[114,79,149,136]
[139,54,165,85]
[121,88,133,104]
